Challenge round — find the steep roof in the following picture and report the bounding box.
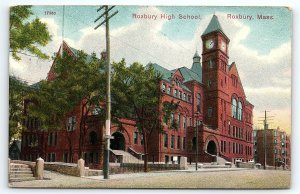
[179,67,202,84]
[202,15,224,36]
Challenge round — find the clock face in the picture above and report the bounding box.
[205,39,214,49]
[221,41,226,52]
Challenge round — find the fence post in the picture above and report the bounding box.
[36,157,44,180]
[77,158,85,177]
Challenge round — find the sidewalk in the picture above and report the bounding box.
[9,167,251,188]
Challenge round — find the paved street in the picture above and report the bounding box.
[9,168,290,189]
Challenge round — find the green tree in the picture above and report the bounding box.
[111,61,178,172]
[28,50,106,160]
[10,5,51,60]
[9,76,29,142]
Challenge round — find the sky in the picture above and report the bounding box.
[9,5,292,134]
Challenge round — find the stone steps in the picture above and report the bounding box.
[9,163,35,182]
[111,150,143,164]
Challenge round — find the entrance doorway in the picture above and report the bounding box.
[207,140,217,155]
[110,132,125,150]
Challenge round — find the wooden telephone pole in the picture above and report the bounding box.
[94,5,118,179]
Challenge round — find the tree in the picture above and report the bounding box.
[9,76,29,142]
[111,61,178,172]
[28,50,106,160]
[10,5,51,61]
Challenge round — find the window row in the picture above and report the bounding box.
[220,141,252,155]
[165,114,193,130]
[163,134,186,150]
[232,98,243,120]
[161,83,192,103]
[22,134,38,147]
[84,152,100,164]
[24,117,41,130]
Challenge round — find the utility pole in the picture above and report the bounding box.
[196,119,198,171]
[94,5,118,179]
[263,110,267,170]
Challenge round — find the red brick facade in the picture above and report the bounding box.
[253,128,291,168]
[21,15,254,168]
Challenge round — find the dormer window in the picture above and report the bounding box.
[183,93,186,101]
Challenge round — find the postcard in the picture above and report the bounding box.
[8,5,291,189]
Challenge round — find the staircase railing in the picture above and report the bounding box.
[128,147,144,160]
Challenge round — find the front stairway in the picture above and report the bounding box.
[110,150,143,163]
[9,163,35,182]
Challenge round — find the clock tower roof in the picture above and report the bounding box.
[202,14,225,36]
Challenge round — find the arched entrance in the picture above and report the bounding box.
[207,140,217,155]
[110,132,125,150]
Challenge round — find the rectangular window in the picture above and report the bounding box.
[228,142,231,154]
[95,152,99,164]
[224,141,226,153]
[167,87,171,94]
[134,132,138,144]
[171,135,175,148]
[221,140,224,152]
[67,116,76,131]
[140,135,144,145]
[183,117,186,129]
[208,107,212,118]
[183,93,186,101]
[171,114,174,125]
[179,91,182,99]
[174,89,178,97]
[183,137,186,150]
[177,114,180,128]
[233,126,235,137]
[177,136,181,149]
[63,152,68,163]
[164,134,168,148]
[187,95,191,102]
[233,143,235,154]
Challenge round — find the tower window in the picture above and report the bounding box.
[196,94,201,112]
[237,101,243,120]
[209,58,213,69]
[232,98,237,118]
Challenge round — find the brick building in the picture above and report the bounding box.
[21,15,254,168]
[253,128,291,168]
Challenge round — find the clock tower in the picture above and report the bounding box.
[201,14,230,130]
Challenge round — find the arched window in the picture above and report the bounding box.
[196,94,201,112]
[89,131,97,145]
[237,101,243,120]
[232,98,237,118]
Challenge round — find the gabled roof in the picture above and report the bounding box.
[202,15,225,36]
[179,67,202,84]
[149,63,173,82]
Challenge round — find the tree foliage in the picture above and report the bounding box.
[111,61,178,172]
[10,5,51,60]
[9,76,29,141]
[28,50,106,159]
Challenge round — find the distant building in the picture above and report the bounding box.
[253,128,291,168]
